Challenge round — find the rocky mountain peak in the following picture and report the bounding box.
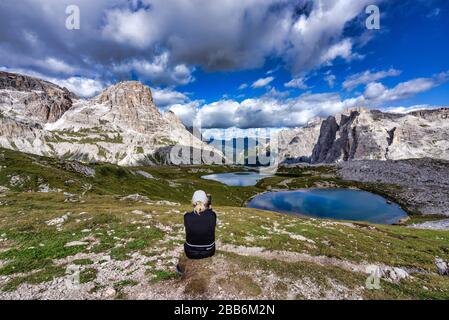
[163,110,184,126]
[96,81,154,110]
[0,71,73,123]
[279,107,449,164]
[0,72,221,166]
[1,71,61,93]
[92,81,167,134]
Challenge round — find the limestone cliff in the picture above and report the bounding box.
[0,71,74,123]
[0,72,220,166]
[279,107,449,164]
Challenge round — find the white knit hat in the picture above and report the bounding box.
[192,190,208,203]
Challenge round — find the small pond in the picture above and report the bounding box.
[201,172,273,187]
[247,189,407,224]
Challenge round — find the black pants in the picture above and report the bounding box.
[184,243,215,260]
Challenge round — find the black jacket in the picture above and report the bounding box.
[184,209,216,259]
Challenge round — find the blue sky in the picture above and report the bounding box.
[181,0,449,106]
[0,0,448,132]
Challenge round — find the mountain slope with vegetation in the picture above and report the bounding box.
[0,148,448,299]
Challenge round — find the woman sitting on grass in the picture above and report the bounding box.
[183,190,216,259]
[177,190,216,275]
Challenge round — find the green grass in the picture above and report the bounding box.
[113,279,139,299]
[2,265,66,292]
[73,259,94,265]
[0,228,88,276]
[80,268,97,284]
[47,130,123,145]
[114,279,138,290]
[151,270,179,283]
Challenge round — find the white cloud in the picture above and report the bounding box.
[343,68,402,90]
[251,77,274,89]
[202,127,279,140]
[324,73,336,88]
[382,105,443,114]
[284,77,310,90]
[152,87,190,108]
[102,8,156,49]
[99,0,380,74]
[169,71,449,129]
[100,0,293,71]
[39,58,76,74]
[0,0,382,86]
[361,71,449,104]
[170,91,353,129]
[168,100,203,128]
[286,0,380,73]
[112,52,195,86]
[363,82,387,100]
[52,77,105,98]
[318,39,354,65]
[238,83,248,90]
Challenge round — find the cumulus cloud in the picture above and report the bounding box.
[38,58,76,74]
[285,77,310,89]
[53,77,106,98]
[152,87,190,108]
[168,71,449,129]
[0,0,381,87]
[169,91,353,129]
[360,71,449,105]
[382,105,443,114]
[112,52,195,86]
[285,0,380,73]
[102,8,155,49]
[4,0,444,131]
[202,127,279,140]
[168,100,203,128]
[343,68,402,90]
[252,77,274,89]
[318,39,354,64]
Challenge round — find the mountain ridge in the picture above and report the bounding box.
[279,107,449,164]
[0,71,219,166]
[2,71,448,166]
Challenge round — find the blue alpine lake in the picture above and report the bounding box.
[247,189,408,224]
[201,172,273,187]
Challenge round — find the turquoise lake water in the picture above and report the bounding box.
[247,189,407,224]
[201,172,273,187]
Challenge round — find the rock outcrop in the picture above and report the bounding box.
[0,72,220,166]
[279,107,449,164]
[435,258,449,276]
[0,71,74,123]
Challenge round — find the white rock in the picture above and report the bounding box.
[64,241,88,247]
[103,287,116,298]
[435,258,449,275]
[135,170,154,179]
